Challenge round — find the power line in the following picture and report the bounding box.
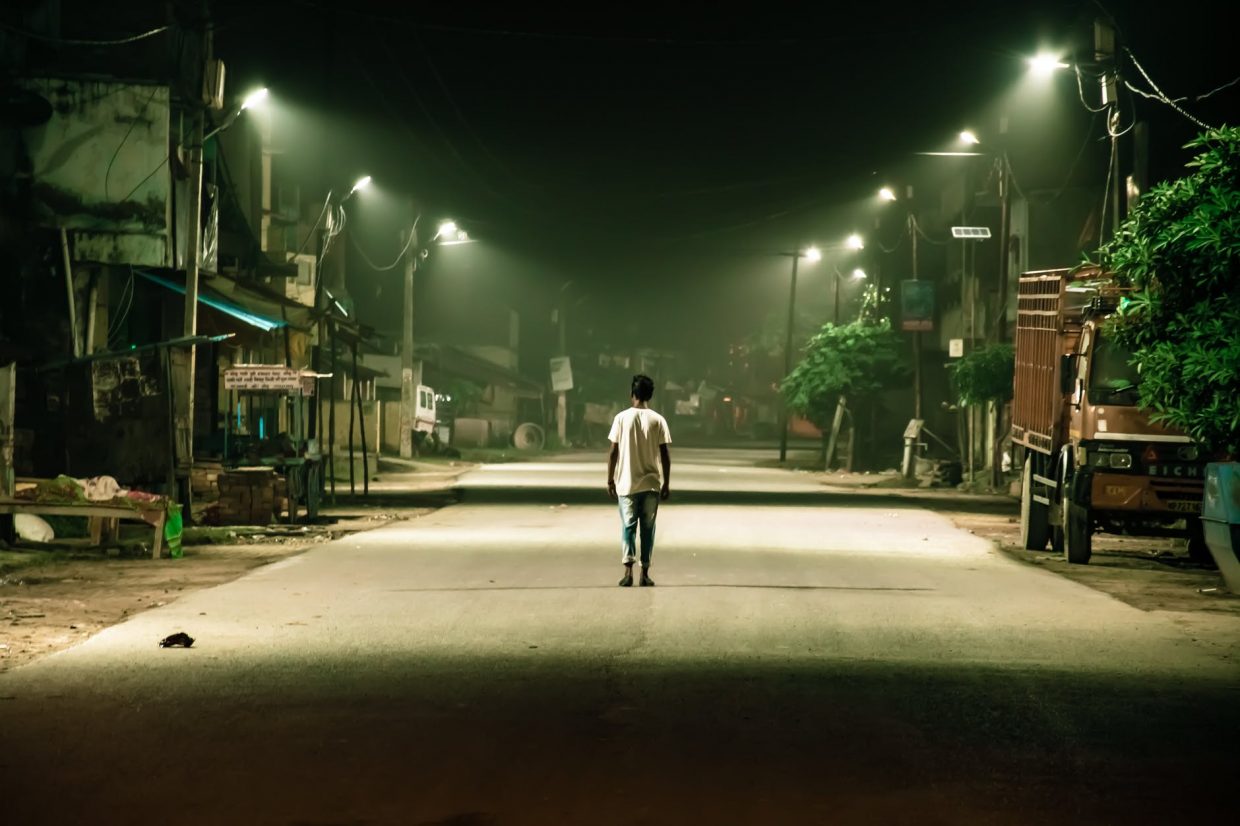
[350,220,420,272]
[1122,46,1215,130]
[0,20,170,46]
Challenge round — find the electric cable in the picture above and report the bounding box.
[349,218,421,272]
[103,85,162,201]
[910,214,949,246]
[107,267,136,347]
[1029,111,1098,205]
[1122,46,1214,129]
[0,21,170,46]
[1099,135,1117,247]
[1074,65,1110,113]
[1195,73,1240,102]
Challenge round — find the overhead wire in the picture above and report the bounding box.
[103,85,163,201]
[1122,46,1214,130]
[1194,73,1240,102]
[0,20,170,46]
[107,267,136,347]
[1099,134,1117,247]
[349,217,421,272]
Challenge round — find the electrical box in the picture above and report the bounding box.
[203,58,226,110]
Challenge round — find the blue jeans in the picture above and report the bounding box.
[618,491,659,567]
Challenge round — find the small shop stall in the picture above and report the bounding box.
[215,364,324,524]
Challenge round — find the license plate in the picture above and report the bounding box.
[1166,500,1202,514]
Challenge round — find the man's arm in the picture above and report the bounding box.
[659,443,671,500]
[606,441,619,499]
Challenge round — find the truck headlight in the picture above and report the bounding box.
[1090,450,1133,469]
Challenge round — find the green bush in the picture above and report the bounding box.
[949,344,1015,406]
[1094,126,1240,454]
[780,319,903,430]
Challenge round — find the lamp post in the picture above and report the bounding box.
[399,217,472,458]
[833,267,868,325]
[877,188,924,420]
[175,76,267,517]
[776,245,820,462]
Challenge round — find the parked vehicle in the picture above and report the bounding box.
[1011,267,1208,564]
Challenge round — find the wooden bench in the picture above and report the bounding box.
[0,499,167,559]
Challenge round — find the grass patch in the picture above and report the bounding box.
[0,548,69,576]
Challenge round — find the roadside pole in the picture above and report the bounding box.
[400,213,417,458]
[172,6,210,519]
[778,252,800,463]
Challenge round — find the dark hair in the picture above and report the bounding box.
[631,374,655,402]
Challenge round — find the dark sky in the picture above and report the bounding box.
[14,0,1238,362]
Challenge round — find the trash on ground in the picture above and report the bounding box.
[14,514,55,543]
[158,632,195,648]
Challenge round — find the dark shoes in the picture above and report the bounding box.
[618,573,633,587]
[640,574,655,587]
[618,571,654,587]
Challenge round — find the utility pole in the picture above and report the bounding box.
[778,252,801,463]
[172,2,211,520]
[909,212,921,420]
[556,282,571,447]
[399,212,418,459]
[995,153,1011,343]
[1096,17,1122,242]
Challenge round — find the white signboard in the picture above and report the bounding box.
[550,357,574,392]
[225,365,310,392]
[949,338,965,358]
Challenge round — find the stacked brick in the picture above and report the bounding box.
[215,468,277,525]
[190,462,223,502]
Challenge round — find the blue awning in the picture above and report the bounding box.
[137,271,287,332]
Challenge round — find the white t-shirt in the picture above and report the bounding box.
[608,406,672,496]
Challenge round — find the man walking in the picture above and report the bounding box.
[607,374,671,587]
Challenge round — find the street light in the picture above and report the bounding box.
[434,219,474,246]
[959,130,981,146]
[204,87,268,141]
[876,185,926,437]
[846,233,864,251]
[776,245,821,462]
[1027,52,1070,77]
[240,87,268,111]
[832,266,868,324]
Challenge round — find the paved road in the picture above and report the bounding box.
[1,450,1236,824]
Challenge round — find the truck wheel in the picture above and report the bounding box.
[1064,502,1093,565]
[1020,458,1050,551]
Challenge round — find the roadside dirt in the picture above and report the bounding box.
[0,508,433,674]
[947,509,1240,659]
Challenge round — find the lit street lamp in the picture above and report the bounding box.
[832,266,867,324]
[399,217,475,458]
[776,245,820,462]
[1026,52,1070,78]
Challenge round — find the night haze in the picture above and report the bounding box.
[200,0,1235,352]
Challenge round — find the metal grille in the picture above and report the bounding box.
[1012,271,1066,454]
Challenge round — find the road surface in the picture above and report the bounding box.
[1,450,1236,824]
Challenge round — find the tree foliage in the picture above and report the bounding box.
[780,318,903,429]
[1094,126,1240,454]
[949,344,1014,406]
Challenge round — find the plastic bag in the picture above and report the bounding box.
[165,506,184,558]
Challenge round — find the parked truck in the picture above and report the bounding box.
[1011,267,1208,564]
